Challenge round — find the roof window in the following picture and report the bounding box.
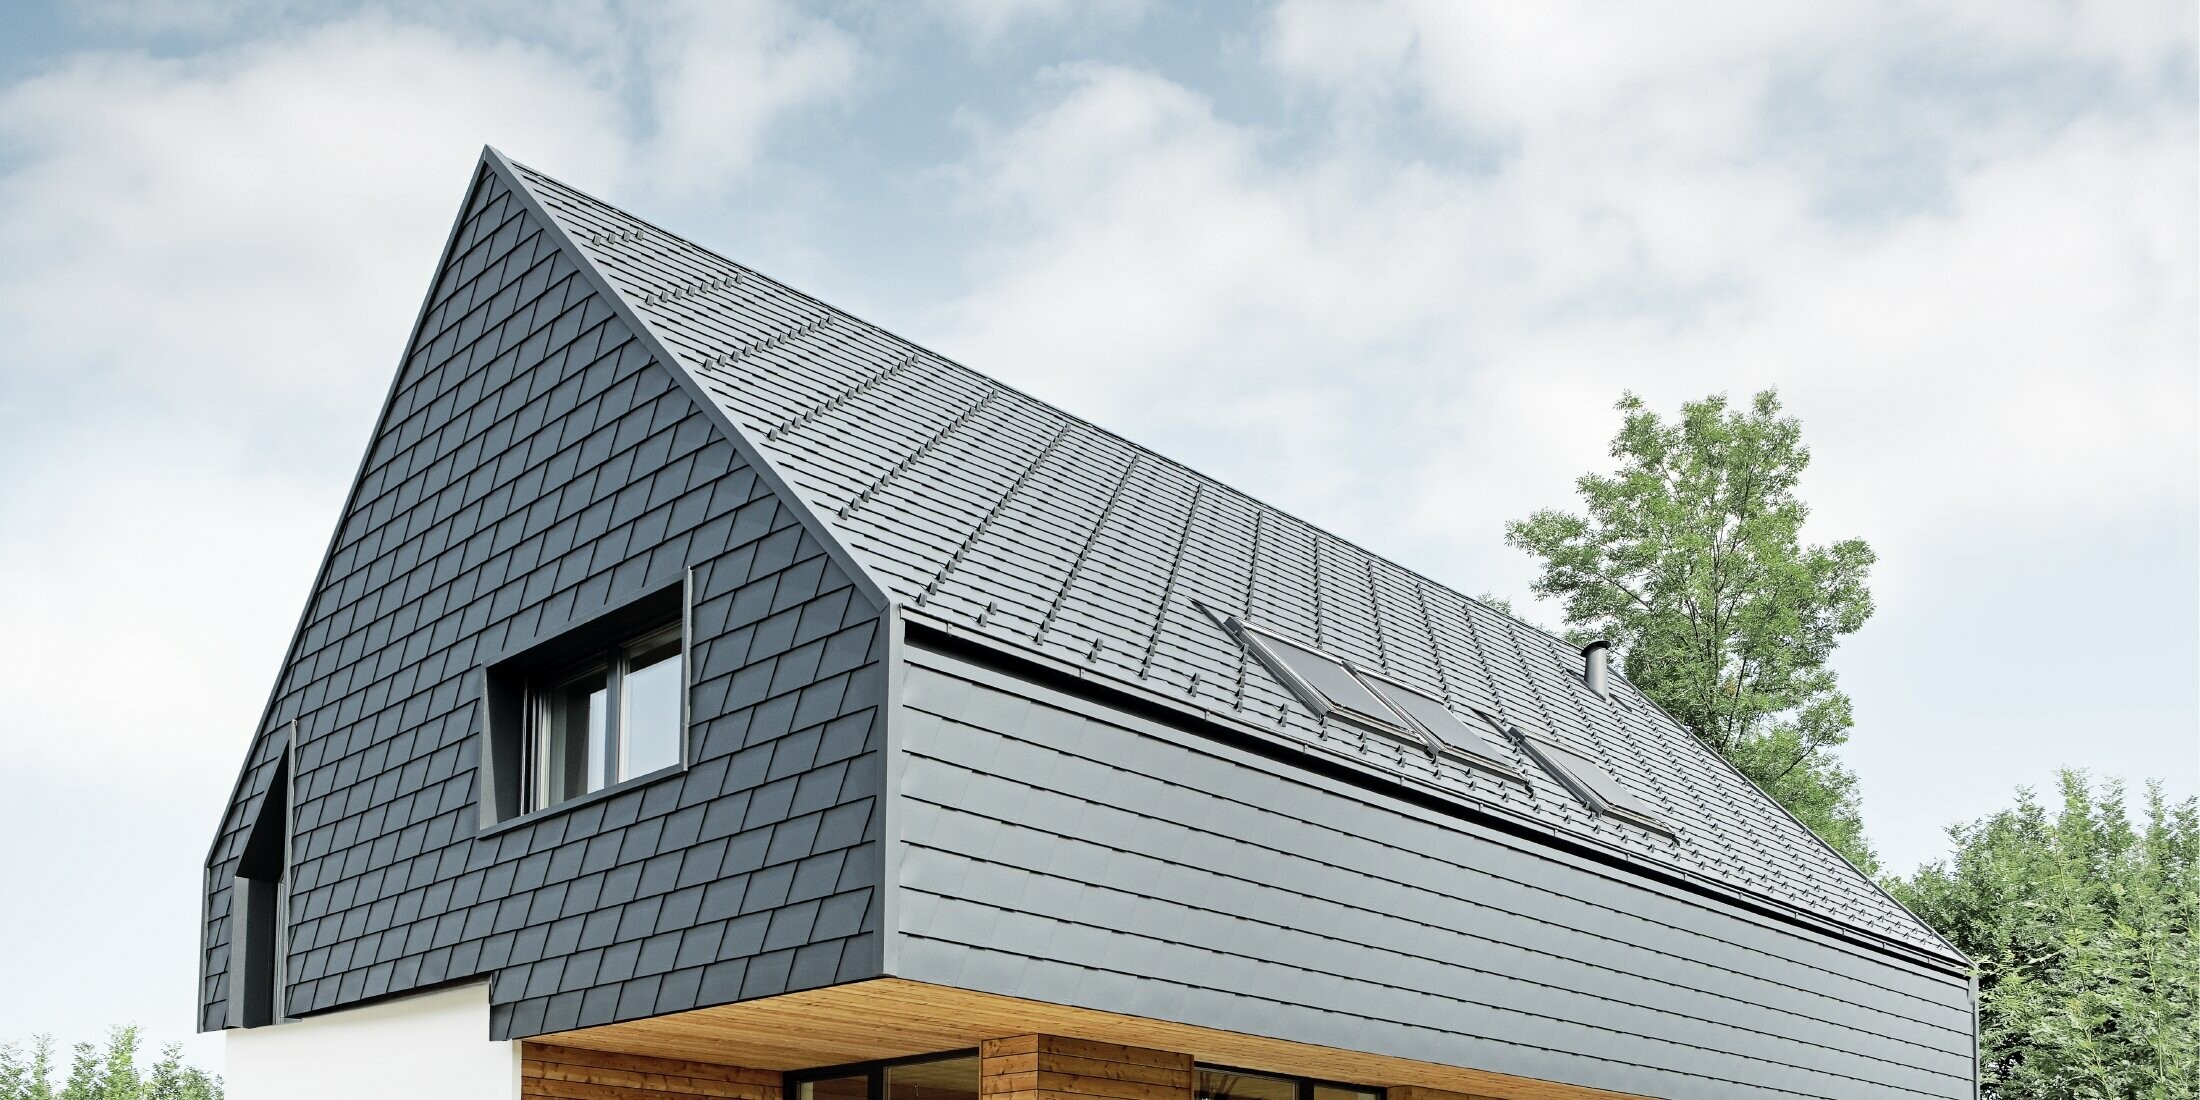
[1354,671,1525,781]
[1226,616,1526,784]
[1238,624,1399,730]
[1511,733,1675,837]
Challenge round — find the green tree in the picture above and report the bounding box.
[142,1045,217,1100]
[0,1031,216,1100]
[1505,390,1880,870]
[56,1042,100,1100]
[1890,772,2200,1099]
[0,1037,51,1100]
[93,1030,137,1100]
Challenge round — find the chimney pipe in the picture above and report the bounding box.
[1582,639,1610,698]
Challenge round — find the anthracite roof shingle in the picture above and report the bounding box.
[500,154,1956,962]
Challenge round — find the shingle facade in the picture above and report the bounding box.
[200,162,887,1039]
[514,160,1953,960]
[201,149,1972,1100]
[891,647,1976,1100]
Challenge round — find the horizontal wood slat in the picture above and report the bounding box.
[981,1033,1192,1100]
[981,1053,1194,1087]
[1390,1086,1505,1100]
[523,1042,785,1100]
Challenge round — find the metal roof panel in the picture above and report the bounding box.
[500,158,1958,963]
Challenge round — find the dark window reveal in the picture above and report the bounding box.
[481,582,689,825]
[228,733,292,1028]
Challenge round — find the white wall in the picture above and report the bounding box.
[225,982,518,1100]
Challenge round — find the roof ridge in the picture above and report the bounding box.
[492,151,1959,962]
[496,155,1597,657]
[484,147,899,612]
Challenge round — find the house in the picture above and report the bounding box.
[200,147,1978,1100]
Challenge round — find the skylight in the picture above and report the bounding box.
[1353,671,1528,783]
[1513,734,1675,837]
[1237,625,1401,730]
[1231,618,1528,785]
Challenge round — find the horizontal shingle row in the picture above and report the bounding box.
[895,658,1976,1099]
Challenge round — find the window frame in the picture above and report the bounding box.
[479,576,691,831]
[523,622,687,813]
[786,1049,981,1100]
[1349,667,1531,786]
[1194,1062,1384,1100]
[1232,617,1530,786]
[1509,730,1677,839]
[1236,623,1402,733]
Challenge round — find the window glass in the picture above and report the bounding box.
[1312,1087,1380,1100]
[1523,735,1671,832]
[886,1056,978,1100]
[1196,1069,1297,1100]
[620,627,684,779]
[1244,628,1397,726]
[799,1076,867,1100]
[539,666,608,808]
[1362,678,1517,770]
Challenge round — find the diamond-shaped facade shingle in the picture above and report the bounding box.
[200,162,887,1038]
[201,146,1957,1053]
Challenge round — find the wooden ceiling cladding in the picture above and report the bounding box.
[533,978,1648,1100]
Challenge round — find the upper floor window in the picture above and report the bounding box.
[228,729,292,1028]
[481,582,689,825]
[530,622,685,811]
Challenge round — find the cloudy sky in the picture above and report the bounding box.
[0,0,2192,1073]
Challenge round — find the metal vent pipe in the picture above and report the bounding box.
[1582,639,1610,698]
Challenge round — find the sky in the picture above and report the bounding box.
[0,0,2192,1076]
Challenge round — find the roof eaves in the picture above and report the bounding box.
[1621,678,1970,966]
[903,605,1971,976]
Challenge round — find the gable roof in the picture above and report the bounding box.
[490,150,1959,965]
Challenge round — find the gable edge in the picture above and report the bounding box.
[483,146,895,617]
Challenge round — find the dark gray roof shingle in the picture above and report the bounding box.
[506,158,1956,962]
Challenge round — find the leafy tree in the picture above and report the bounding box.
[1890,772,2199,1099]
[56,1042,99,1100]
[1505,390,1880,869]
[0,1037,54,1100]
[143,1044,219,1100]
[0,1031,216,1100]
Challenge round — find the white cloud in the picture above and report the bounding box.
[0,16,628,791]
[0,1,860,1061]
[0,3,863,777]
[641,0,859,186]
[936,6,2195,872]
[927,0,1151,46]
